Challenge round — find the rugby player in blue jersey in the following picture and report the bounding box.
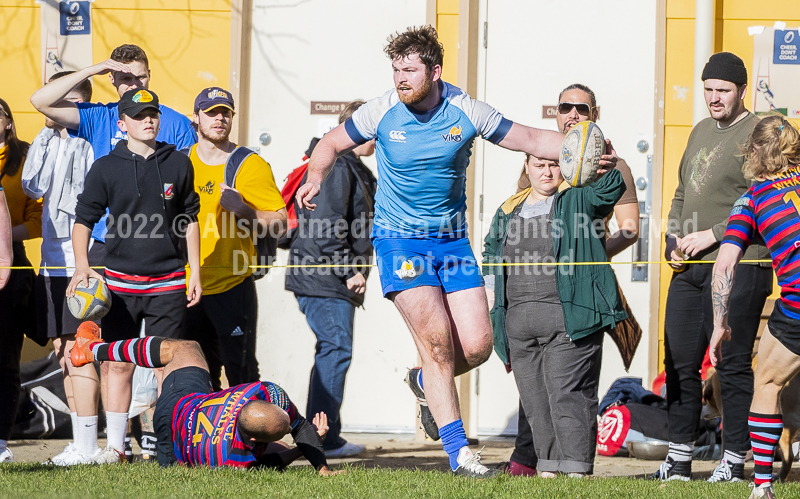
[296,25,617,478]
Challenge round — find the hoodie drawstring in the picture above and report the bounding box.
[155,153,167,210]
[132,152,166,210]
[133,154,141,198]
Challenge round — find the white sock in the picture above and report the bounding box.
[0,439,7,451]
[723,449,745,464]
[667,442,693,462]
[70,412,78,441]
[75,416,99,455]
[105,412,129,452]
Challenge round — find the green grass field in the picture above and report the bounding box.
[1,463,798,499]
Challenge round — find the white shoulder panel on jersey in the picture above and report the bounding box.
[443,82,504,139]
[350,88,400,141]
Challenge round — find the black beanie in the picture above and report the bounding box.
[701,52,748,85]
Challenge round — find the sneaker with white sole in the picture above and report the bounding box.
[707,459,744,483]
[452,447,500,479]
[324,442,366,458]
[0,448,13,463]
[48,442,77,466]
[650,456,691,481]
[50,447,102,466]
[405,367,440,441]
[94,445,125,464]
[749,482,778,499]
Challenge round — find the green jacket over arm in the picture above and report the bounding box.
[482,168,629,370]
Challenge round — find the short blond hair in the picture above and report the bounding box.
[742,115,800,180]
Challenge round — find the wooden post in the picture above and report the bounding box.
[457,0,480,439]
[649,0,667,385]
[229,0,252,146]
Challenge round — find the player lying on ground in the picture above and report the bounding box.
[710,116,800,499]
[70,322,342,475]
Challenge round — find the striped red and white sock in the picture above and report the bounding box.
[749,412,783,486]
[91,337,164,368]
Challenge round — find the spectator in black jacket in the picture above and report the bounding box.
[285,101,376,458]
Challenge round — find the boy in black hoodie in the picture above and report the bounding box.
[68,88,201,462]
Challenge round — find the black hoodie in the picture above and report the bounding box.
[284,138,377,306]
[75,140,200,276]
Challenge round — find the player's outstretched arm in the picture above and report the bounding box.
[710,243,744,366]
[496,123,564,162]
[297,125,358,210]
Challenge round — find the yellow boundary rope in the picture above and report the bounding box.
[0,259,772,270]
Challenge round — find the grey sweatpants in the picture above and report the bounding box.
[506,302,603,474]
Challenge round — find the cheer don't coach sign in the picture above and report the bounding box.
[59,1,91,36]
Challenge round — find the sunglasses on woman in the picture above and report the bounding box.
[557,102,593,115]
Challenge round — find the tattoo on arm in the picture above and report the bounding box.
[712,266,735,327]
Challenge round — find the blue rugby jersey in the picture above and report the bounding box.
[722,165,800,319]
[344,81,512,236]
[171,381,299,468]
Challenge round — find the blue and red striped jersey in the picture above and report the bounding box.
[722,165,800,318]
[171,381,299,468]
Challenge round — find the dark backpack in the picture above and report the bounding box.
[182,146,277,279]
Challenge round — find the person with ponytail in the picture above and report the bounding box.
[0,98,42,463]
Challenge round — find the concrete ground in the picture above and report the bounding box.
[9,433,800,481]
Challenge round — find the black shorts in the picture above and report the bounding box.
[767,303,800,357]
[101,291,186,343]
[31,240,107,340]
[153,366,213,467]
[34,276,85,339]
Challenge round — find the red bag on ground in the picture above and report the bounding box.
[597,404,631,456]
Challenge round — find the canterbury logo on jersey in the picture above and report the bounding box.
[389,130,406,143]
[441,125,463,143]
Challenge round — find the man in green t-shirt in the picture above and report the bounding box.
[654,52,772,483]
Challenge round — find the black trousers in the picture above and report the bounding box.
[664,263,772,453]
[511,401,538,468]
[0,244,35,440]
[182,277,258,390]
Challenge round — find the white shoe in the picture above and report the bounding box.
[324,442,366,458]
[706,459,744,483]
[51,447,101,466]
[94,445,125,464]
[49,442,77,465]
[749,482,777,499]
[453,447,500,478]
[0,448,13,463]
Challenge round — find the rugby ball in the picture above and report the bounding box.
[559,121,605,187]
[68,277,111,321]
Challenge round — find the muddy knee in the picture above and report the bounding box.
[464,337,493,368]
[425,340,454,366]
[171,340,206,363]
